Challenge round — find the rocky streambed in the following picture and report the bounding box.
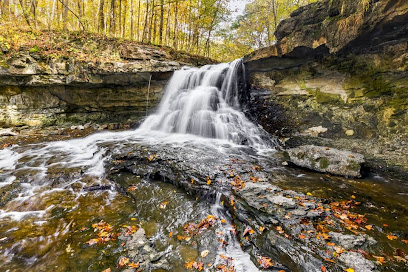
[1,130,407,272]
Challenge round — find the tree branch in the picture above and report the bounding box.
[57,0,85,30]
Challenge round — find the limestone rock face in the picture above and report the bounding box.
[284,145,365,178]
[0,44,213,127]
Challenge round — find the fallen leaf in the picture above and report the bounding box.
[307,192,313,196]
[118,257,129,267]
[387,234,398,240]
[402,240,408,244]
[185,261,204,271]
[102,268,111,272]
[259,226,265,232]
[201,250,210,258]
[373,255,386,265]
[365,225,373,230]
[128,262,139,268]
[394,256,407,263]
[299,234,306,239]
[321,266,327,272]
[86,238,100,246]
[159,202,168,209]
[257,256,273,269]
[345,268,355,272]
[169,232,173,238]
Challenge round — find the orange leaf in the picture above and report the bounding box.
[373,255,386,265]
[387,234,398,240]
[365,225,373,230]
[118,257,129,267]
[257,256,273,269]
[299,234,306,239]
[128,262,139,268]
[320,266,327,272]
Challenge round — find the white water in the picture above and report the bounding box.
[0,59,271,271]
[139,59,272,149]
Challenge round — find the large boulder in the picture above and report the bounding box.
[284,145,365,177]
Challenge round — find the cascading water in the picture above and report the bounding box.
[0,59,274,271]
[138,59,273,148]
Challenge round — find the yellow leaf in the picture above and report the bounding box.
[118,257,129,267]
[345,268,355,272]
[387,234,398,240]
[200,250,210,258]
[365,225,373,230]
[307,192,313,196]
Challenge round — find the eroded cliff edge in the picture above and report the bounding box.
[244,0,408,176]
[0,31,213,128]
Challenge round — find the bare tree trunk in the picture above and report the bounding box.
[63,0,68,30]
[141,0,149,42]
[77,0,82,30]
[165,3,170,46]
[130,0,134,38]
[119,0,122,35]
[147,0,154,43]
[137,0,141,40]
[110,0,116,36]
[122,0,127,37]
[50,0,57,29]
[271,0,277,31]
[98,0,105,33]
[172,0,178,49]
[158,0,164,44]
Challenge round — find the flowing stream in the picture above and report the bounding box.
[0,60,269,271]
[1,60,408,272]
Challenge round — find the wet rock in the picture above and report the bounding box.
[338,251,377,272]
[265,195,296,209]
[330,232,377,250]
[120,227,170,271]
[284,145,365,178]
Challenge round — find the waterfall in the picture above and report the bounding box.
[138,59,273,148]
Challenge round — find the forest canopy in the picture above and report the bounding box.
[0,0,316,61]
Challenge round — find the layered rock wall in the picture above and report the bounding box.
[0,46,210,127]
[244,0,408,176]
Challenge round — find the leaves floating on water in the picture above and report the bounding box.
[128,261,140,268]
[185,261,204,271]
[373,255,386,265]
[257,256,273,268]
